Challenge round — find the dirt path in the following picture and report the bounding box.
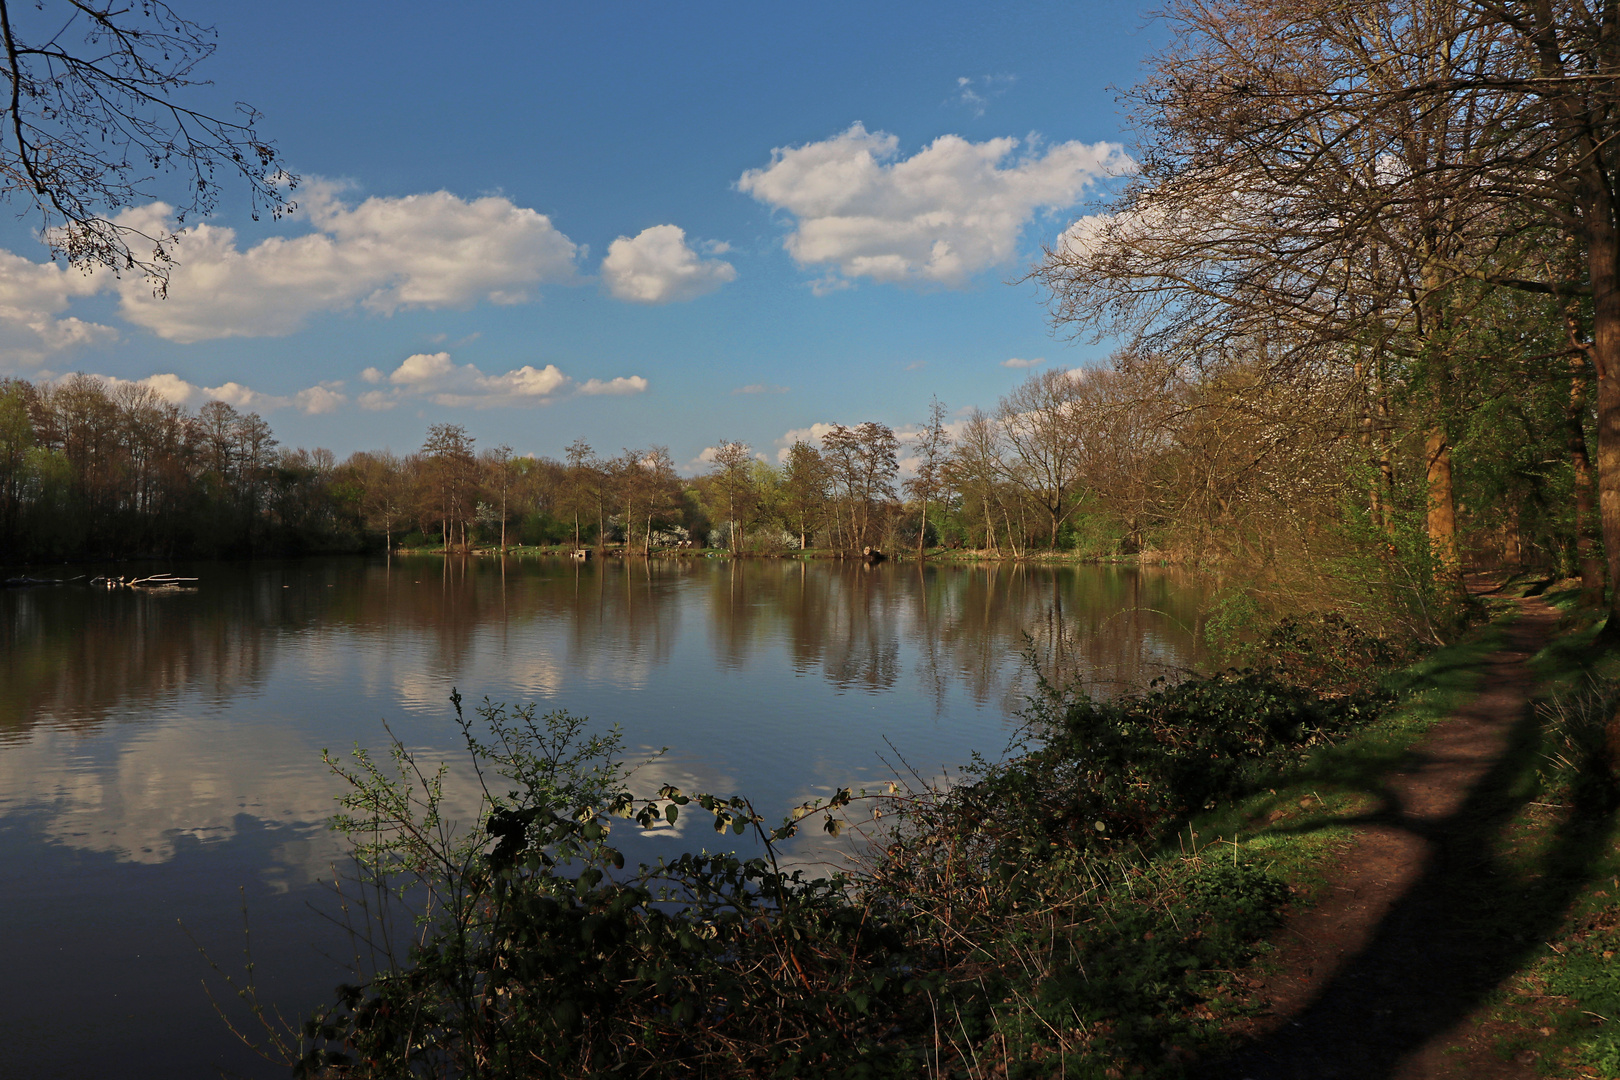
[1206,596,1565,1080]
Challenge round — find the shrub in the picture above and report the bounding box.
[283,661,1390,1078]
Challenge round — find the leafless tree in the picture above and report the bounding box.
[902,397,952,557]
[709,440,755,553]
[347,450,410,551]
[421,423,477,552]
[0,0,295,289]
[821,422,899,554]
[995,370,1096,548]
[483,444,514,550]
[1031,0,1591,600]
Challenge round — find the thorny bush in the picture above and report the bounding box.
[280,656,1398,1078]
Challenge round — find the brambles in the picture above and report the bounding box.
[285,656,1394,1078]
[299,695,926,1079]
[938,664,1394,862]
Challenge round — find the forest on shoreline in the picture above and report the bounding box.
[0,308,1591,645]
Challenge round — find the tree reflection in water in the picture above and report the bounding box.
[0,555,1210,1079]
[2,555,1208,740]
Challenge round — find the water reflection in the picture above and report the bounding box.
[2,556,1206,737]
[0,717,344,885]
[0,556,1207,873]
[0,555,1208,1078]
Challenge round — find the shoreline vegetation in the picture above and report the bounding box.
[384,543,1162,564]
[210,576,1619,1079]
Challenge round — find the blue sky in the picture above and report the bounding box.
[0,1,1162,470]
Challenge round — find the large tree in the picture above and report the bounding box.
[902,398,953,557]
[1036,0,1615,610]
[780,440,830,550]
[421,423,477,552]
[708,441,755,553]
[821,422,899,554]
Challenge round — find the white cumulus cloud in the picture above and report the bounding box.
[93,372,347,415]
[0,251,117,366]
[376,351,569,408]
[130,373,199,405]
[104,184,581,343]
[601,225,736,304]
[579,375,649,396]
[737,123,1131,289]
[1001,356,1045,368]
[360,353,645,409]
[295,384,349,414]
[773,422,840,463]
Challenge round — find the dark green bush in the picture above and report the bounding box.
[945,667,1394,867]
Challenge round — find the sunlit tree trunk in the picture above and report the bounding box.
[1425,424,1460,582]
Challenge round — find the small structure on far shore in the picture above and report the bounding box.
[569,548,592,561]
[862,547,886,564]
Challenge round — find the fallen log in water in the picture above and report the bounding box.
[2,574,84,588]
[89,573,199,590]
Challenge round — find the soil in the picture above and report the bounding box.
[1205,592,1572,1080]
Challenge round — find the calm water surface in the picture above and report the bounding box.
[0,555,1208,1079]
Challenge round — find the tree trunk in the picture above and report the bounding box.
[1376,393,1396,536]
[1589,207,1620,629]
[1356,358,1383,531]
[1569,353,1604,605]
[1595,356,1620,624]
[1425,424,1461,589]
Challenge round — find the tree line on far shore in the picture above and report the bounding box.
[0,337,1588,636]
[4,1,1620,645]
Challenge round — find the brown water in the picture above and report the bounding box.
[0,555,1208,1079]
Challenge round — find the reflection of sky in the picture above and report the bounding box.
[0,556,1206,1078]
[0,717,341,884]
[1,559,1209,869]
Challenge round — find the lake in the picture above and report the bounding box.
[0,555,1208,1079]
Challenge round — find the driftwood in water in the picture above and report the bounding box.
[3,574,84,588]
[862,547,887,564]
[90,573,199,590]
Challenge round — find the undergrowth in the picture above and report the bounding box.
[1486,675,1620,1077]
[224,620,1422,1079]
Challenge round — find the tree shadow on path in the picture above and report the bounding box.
[1205,612,1620,1080]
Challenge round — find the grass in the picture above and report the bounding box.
[1188,612,1509,872]
[1471,596,1620,1079]
[1171,587,1620,1077]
